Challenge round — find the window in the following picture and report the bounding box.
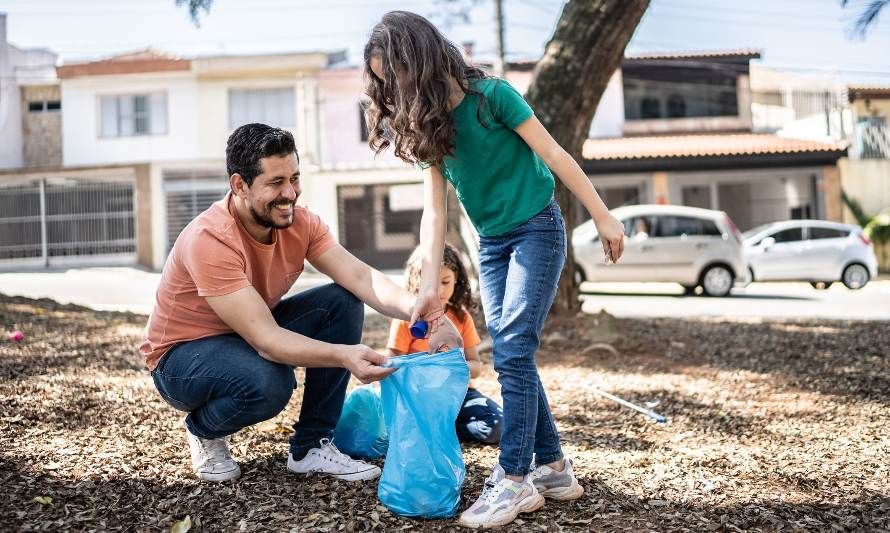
[667,94,686,118]
[229,88,295,129]
[767,227,803,244]
[623,215,658,238]
[808,227,847,240]
[623,73,739,120]
[28,100,61,113]
[655,216,721,237]
[100,93,167,137]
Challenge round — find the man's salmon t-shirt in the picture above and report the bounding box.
[140,192,336,370]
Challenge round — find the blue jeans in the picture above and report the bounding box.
[478,197,566,476]
[151,283,363,459]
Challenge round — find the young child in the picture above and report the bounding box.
[364,11,626,528]
[387,243,503,445]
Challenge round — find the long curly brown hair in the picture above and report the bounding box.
[404,243,476,322]
[363,11,489,167]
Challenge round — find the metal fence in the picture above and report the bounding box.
[0,178,136,268]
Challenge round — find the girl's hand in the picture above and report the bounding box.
[595,213,625,263]
[410,290,445,334]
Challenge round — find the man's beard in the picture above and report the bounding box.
[250,198,295,229]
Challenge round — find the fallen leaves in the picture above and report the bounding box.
[2,295,889,532]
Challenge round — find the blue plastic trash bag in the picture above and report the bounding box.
[378,349,470,518]
[332,384,388,460]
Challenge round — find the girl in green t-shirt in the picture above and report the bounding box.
[363,11,626,528]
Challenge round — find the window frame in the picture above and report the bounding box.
[98,92,168,138]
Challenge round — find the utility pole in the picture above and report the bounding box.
[493,0,506,77]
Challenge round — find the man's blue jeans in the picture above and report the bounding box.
[151,283,362,459]
[478,197,566,477]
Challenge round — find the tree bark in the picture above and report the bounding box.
[524,0,650,315]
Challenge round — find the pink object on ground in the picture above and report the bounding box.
[9,330,24,342]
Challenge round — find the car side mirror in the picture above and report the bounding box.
[760,236,776,250]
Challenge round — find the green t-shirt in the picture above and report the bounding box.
[439,78,555,237]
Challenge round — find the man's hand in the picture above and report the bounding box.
[338,344,396,384]
[410,290,445,334]
[428,316,463,352]
[595,213,625,263]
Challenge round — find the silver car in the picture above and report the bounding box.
[572,205,750,297]
[743,220,878,289]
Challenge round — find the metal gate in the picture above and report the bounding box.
[337,183,422,270]
[0,178,136,269]
[163,170,229,252]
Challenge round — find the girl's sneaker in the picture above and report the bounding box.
[529,457,584,500]
[457,465,545,529]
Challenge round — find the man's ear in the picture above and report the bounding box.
[231,173,249,198]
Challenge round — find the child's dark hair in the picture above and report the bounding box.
[404,243,476,322]
[363,11,489,167]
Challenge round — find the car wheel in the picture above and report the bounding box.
[701,265,734,297]
[809,281,833,290]
[573,263,586,286]
[841,263,869,290]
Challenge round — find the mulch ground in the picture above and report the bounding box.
[1,293,889,532]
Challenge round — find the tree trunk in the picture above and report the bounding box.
[525,0,649,315]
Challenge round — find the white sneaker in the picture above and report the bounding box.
[530,458,584,500]
[457,464,545,529]
[287,438,381,482]
[185,425,241,482]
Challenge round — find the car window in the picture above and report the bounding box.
[655,216,715,237]
[767,227,804,243]
[808,227,848,240]
[623,216,656,238]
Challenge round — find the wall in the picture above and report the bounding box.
[194,76,308,162]
[61,72,201,166]
[21,84,62,167]
[0,14,23,169]
[665,167,824,230]
[838,158,890,221]
[588,70,625,139]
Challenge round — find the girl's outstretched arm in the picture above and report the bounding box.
[411,165,448,327]
[514,115,625,263]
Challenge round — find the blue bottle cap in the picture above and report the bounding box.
[409,320,428,339]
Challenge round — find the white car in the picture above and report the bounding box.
[572,204,750,297]
[743,220,878,289]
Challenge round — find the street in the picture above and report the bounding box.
[0,267,886,320]
[580,280,890,320]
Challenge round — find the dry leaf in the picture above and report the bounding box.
[171,516,191,533]
[32,496,52,506]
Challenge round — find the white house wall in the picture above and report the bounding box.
[61,72,200,166]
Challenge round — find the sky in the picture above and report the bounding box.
[3,0,890,85]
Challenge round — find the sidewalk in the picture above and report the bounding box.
[0,267,405,315]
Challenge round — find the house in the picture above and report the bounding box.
[839,85,890,269]
[0,13,60,169]
[578,51,848,231]
[0,43,342,270]
[0,30,855,273]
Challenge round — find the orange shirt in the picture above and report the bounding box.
[140,192,336,370]
[387,308,481,355]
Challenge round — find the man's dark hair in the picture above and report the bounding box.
[225,123,299,186]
